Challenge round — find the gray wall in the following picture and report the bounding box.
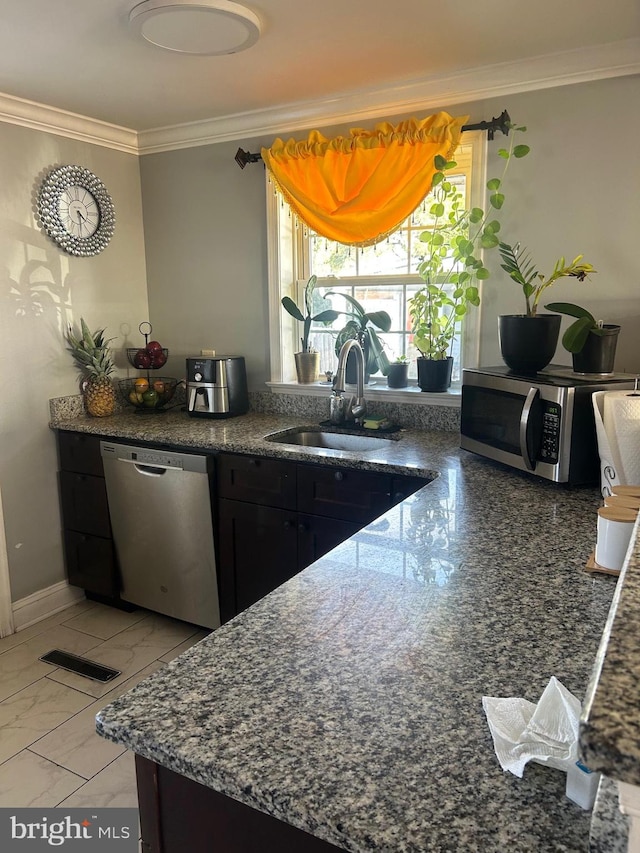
[0,123,149,601]
[141,75,640,383]
[140,142,270,387]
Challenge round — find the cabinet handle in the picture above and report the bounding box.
[298,523,307,532]
[248,458,260,467]
[283,520,292,530]
[334,471,344,482]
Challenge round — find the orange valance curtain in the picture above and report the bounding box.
[261,111,468,246]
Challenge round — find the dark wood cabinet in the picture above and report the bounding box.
[218,498,298,618]
[136,755,341,853]
[217,453,296,508]
[57,431,121,599]
[216,452,429,621]
[297,464,392,523]
[296,513,360,571]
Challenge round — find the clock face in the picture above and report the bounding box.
[57,185,100,239]
[37,165,115,256]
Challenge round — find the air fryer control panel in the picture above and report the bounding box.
[187,358,218,384]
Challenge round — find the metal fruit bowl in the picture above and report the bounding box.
[119,377,179,411]
[126,347,169,370]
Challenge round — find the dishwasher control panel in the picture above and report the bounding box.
[100,442,210,474]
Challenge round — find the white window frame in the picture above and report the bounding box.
[266,130,487,406]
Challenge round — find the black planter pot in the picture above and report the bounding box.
[572,325,621,374]
[387,362,409,388]
[498,314,561,375]
[417,357,453,392]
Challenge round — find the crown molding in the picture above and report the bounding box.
[0,91,138,154]
[0,39,637,156]
[137,38,640,154]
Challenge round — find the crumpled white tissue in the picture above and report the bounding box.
[482,676,581,778]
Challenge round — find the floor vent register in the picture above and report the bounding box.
[39,649,121,683]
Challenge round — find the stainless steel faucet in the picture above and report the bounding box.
[331,339,366,424]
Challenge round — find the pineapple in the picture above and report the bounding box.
[66,318,117,417]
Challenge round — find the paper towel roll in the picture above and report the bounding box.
[603,391,640,485]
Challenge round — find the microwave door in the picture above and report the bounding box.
[520,387,544,470]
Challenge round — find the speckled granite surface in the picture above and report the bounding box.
[589,777,629,852]
[50,398,443,479]
[68,398,623,852]
[580,519,640,787]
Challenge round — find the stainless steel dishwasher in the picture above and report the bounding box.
[100,441,220,629]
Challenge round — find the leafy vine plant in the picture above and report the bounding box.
[409,124,530,360]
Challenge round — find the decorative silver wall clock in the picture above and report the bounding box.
[37,165,115,256]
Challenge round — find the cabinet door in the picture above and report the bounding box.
[217,454,297,509]
[60,471,112,538]
[58,431,104,476]
[63,530,120,597]
[218,499,298,620]
[297,464,392,524]
[297,514,360,571]
[390,475,431,505]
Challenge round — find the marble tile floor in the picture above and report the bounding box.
[0,599,209,813]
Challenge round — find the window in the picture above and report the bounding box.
[267,131,486,391]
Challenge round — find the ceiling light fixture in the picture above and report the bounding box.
[129,0,261,55]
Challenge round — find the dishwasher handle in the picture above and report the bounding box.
[116,457,174,476]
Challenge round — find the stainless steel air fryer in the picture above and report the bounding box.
[186,356,249,418]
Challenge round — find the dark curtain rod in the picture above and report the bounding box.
[234,109,511,169]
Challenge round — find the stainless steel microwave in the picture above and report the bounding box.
[460,366,636,484]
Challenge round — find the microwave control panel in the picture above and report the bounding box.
[538,401,561,463]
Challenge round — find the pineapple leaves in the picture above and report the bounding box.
[66,318,115,377]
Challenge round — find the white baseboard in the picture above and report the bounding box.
[12,581,86,632]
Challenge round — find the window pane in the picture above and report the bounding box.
[299,156,475,385]
[310,237,357,277]
[357,231,409,275]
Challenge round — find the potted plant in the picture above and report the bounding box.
[544,301,620,374]
[387,355,409,389]
[497,242,597,374]
[281,275,339,383]
[408,126,530,392]
[326,292,391,384]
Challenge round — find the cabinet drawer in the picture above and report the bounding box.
[58,431,104,476]
[63,530,120,597]
[297,465,392,524]
[217,453,297,509]
[60,471,112,538]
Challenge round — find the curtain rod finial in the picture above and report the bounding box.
[235,147,262,169]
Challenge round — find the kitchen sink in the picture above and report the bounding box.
[264,426,396,452]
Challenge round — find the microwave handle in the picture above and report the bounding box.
[520,387,540,470]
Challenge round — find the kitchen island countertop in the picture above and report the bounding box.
[47,403,623,851]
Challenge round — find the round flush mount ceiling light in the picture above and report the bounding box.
[129,0,261,55]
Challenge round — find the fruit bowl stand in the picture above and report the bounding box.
[122,322,180,412]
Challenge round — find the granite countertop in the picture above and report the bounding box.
[50,404,445,479]
[580,517,640,786]
[69,402,620,852]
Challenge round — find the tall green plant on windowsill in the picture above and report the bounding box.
[408,125,530,360]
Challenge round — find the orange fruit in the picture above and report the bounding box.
[134,378,149,393]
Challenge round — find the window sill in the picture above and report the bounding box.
[266,380,461,408]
